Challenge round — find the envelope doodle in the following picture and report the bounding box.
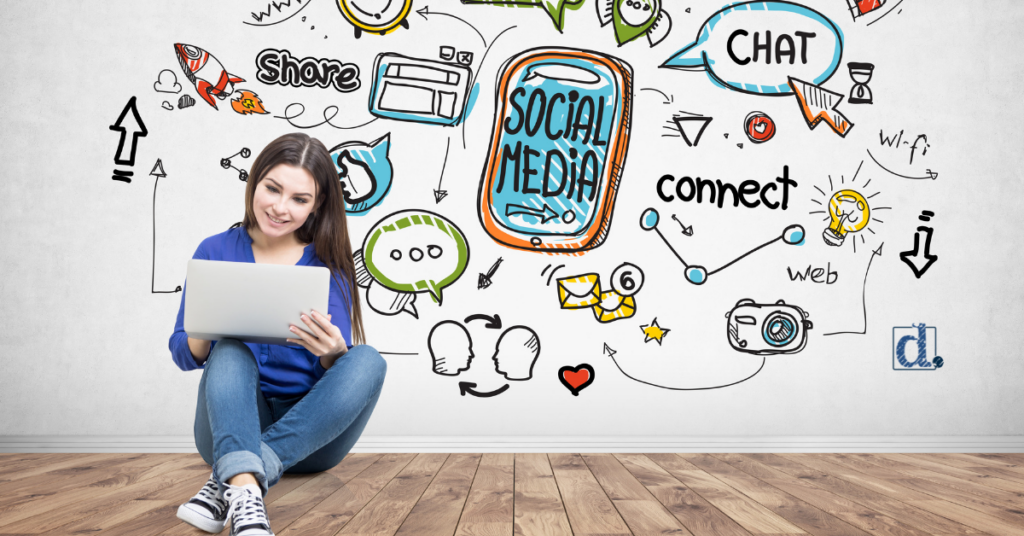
[556,263,643,323]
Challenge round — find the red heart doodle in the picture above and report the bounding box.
[558,364,595,396]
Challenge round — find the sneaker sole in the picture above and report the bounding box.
[177,502,228,533]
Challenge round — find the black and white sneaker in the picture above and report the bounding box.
[176,472,230,533]
[224,483,274,536]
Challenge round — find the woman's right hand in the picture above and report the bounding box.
[187,337,212,365]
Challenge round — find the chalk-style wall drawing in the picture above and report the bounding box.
[329,134,394,215]
[662,2,843,96]
[355,210,470,318]
[726,299,812,355]
[368,51,474,126]
[478,47,633,254]
[110,97,148,183]
[173,43,245,109]
[641,208,804,285]
[461,0,584,32]
[595,0,672,47]
[337,0,413,38]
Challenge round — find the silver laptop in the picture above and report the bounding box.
[184,259,331,345]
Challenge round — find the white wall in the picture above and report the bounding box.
[1,0,1022,450]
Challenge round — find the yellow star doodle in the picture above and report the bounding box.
[640,318,670,345]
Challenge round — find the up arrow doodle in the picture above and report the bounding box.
[900,212,938,279]
[824,242,883,336]
[505,204,559,223]
[109,96,148,182]
[150,159,182,294]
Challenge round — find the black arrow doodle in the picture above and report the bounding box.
[417,6,486,47]
[434,138,450,204]
[464,314,502,329]
[640,87,673,104]
[109,96,148,182]
[900,216,938,278]
[867,149,939,180]
[824,242,883,336]
[459,382,509,398]
[478,257,503,289]
[505,203,559,223]
[603,343,617,357]
[150,159,182,294]
[608,353,766,391]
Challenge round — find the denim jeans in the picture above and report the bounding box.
[193,338,387,495]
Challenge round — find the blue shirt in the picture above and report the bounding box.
[169,225,354,397]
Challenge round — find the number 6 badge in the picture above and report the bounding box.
[477,48,633,254]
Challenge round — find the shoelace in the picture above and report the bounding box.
[223,487,270,530]
[191,477,227,517]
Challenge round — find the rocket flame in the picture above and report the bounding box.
[231,90,268,115]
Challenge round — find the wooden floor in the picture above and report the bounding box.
[1,453,1024,535]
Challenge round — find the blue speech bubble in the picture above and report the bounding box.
[661,1,843,96]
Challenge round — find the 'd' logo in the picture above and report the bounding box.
[892,324,944,370]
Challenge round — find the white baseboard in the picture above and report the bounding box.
[2,436,1024,453]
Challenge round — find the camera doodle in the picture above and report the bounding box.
[726,299,812,355]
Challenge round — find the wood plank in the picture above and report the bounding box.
[616,454,751,536]
[279,453,417,536]
[0,453,149,500]
[0,463,209,534]
[756,454,976,536]
[0,454,115,484]
[548,453,631,536]
[886,453,1024,496]
[0,453,80,477]
[263,454,385,533]
[716,454,932,536]
[680,454,863,536]
[514,453,573,536]
[394,454,480,536]
[790,454,1021,535]
[647,454,804,535]
[582,453,692,535]
[337,453,449,536]
[454,453,514,536]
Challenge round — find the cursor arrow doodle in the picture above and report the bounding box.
[505,203,560,223]
[788,77,854,138]
[900,212,938,278]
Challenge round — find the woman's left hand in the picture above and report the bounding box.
[287,310,349,364]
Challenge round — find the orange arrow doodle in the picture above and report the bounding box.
[788,77,854,138]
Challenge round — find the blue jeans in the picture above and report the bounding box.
[194,339,386,495]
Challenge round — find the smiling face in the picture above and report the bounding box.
[252,164,317,240]
[619,0,657,26]
[339,0,411,28]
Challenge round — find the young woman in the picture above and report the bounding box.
[168,133,386,536]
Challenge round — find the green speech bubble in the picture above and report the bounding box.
[461,0,585,31]
[362,210,470,305]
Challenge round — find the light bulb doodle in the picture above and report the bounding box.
[823,190,870,247]
[640,208,804,285]
[809,161,891,253]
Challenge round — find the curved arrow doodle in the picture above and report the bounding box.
[458,382,510,397]
[464,314,502,329]
[867,149,939,181]
[608,353,766,391]
[824,242,883,336]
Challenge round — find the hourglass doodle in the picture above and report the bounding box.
[848,62,874,104]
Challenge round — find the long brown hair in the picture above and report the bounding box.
[238,133,366,345]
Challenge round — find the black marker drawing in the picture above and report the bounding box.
[221,148,251,182]
[458,382,509,397]
[174,43,244,110]
[596,0,673,47]
[602,342,616,357]
[434,138,451,204]
[900,212,938,278]
[109,96,148,183]
[245,0,313,26]
[824,242,883,336]
[255,49,360,93]
[641,208,804,285]
[609,352,766,391]
[671,214,693,236]
[478,257,503,289]
[665,112,712,146]
[493,326,541,381]
[338,0,413,38]
[149,159,182,294]
[274,103,379,130]
[153,70,182,94]
[368,50,473,127]
[870,138,937,179]
[428,320,474,376]
[558,364,595,396]
[161,101,173,111]
[809,161,890,253]
[640,87,673,104]
[541,264,565,286]
[847,62,874,104]
[465,314,502,329]
[726,299,811,355]
[640,318,670,345]
[788,77,854,137]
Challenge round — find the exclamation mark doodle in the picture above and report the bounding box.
[109,96,148,183]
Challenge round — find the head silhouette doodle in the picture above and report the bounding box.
[492,326,541,381]
[427,321,474,376]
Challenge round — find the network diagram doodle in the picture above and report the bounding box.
[354,210,470,318]
[220,148,251,182]
[329,134,394,216]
